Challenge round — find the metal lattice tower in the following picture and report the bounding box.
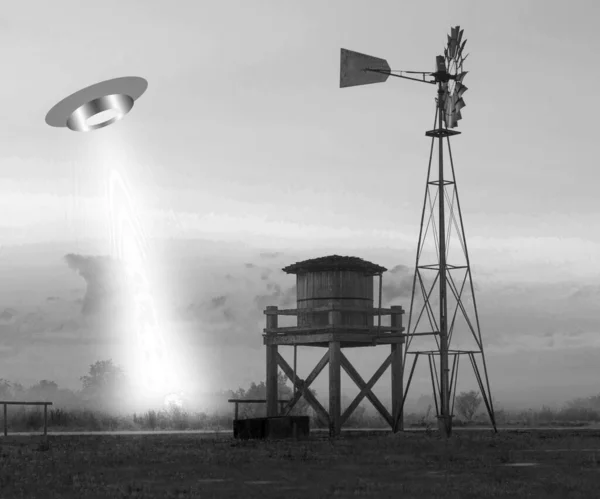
[340,26,496,436]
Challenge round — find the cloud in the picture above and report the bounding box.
[210,296,227,309]
[381,264,413,304]
[259,252,283,259]
[64,253,130,317]
[0,308,18,325]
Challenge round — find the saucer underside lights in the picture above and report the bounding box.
[45,76,148,132]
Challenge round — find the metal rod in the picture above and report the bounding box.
[448,353,458,398]
[393,353,420,432]
[430,353,442,409]
[469,353,497,432]
[428,354,440,417]
[450,354,460,417]
[436,82,451,437]
[365,69,436,85]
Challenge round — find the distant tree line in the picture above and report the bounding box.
[2,360,600,432]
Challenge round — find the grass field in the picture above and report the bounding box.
[1,429,599,498]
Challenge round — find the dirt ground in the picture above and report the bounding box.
[1,429,599,498]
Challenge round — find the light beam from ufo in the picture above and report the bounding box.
[108,167,179,404]
[45,77,147,132]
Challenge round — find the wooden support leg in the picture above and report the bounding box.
[329,341,341,437]
[391,343,403,432]
[391,306,405,432]
[266,306,279,417]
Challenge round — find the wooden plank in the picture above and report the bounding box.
[329,341,341,437]
[265,306,279,417]
[340,353,392,426]
[391,344,403,431]
[265,307,402,316]
[265,333,333,345]
[0,401,54,406]
[264,332,407,346]
[281,351,329,415]
[264,325,405,334]
[227,399,290,404]
[372,336,406,345]
[340,353,394,428]
[277,353,330,425]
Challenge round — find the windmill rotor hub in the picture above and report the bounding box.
[432,71,453,83]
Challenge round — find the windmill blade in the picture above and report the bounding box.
[456,39,467,62]
[453,96,466,112]
[456,71,468,84]
[448,26,461,58]
[444,93,453,125]
[455,82,468,98]
[446,35,452,59]
[340,48,391,88]
[448,38,457,59]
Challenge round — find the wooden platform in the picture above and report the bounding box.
[263,330,405,348]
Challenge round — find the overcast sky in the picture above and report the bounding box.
[0,0,599,411]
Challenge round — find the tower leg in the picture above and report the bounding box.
[391,343,403,432]
[266,306,279,417]
[329,341,341,437]
[391,306,404,432]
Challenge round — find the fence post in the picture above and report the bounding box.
[44,404,48,436]
[3,403,6,437]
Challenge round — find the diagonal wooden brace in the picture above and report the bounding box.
[277,352,330,425]
[340,352,393,427]
[280,350,329,415]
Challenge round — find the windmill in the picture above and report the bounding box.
[340,26,496,437]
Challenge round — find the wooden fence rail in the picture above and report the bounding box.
[0,401,53,437]
[227,399,290,420]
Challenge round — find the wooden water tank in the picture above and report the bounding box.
[282,255,387,328]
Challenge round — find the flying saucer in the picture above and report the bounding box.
[45,76,148,132]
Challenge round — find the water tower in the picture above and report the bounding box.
[264,255,405,437]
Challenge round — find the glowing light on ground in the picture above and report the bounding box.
[163,392,185,410]
[107,166,178,401]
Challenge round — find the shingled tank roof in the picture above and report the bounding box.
[282,255,387,275]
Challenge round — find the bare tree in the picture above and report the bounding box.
[455,390,482,422]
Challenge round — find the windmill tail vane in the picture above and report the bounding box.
[340,25,469,130]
